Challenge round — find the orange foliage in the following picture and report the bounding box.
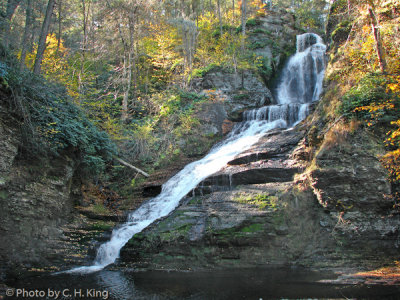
[337,1,400,184]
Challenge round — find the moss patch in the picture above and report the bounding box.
[89,221,113,231]
[234,192,279,210]
[241,223,264,233]
[0,190,8,200]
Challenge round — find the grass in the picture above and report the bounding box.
[92,203,109,215]
[89,221,113,231]
[234,192,279,210]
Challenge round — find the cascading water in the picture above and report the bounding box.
[67,33,326,274]
[244,33,326,126]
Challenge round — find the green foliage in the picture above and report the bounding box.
[192,63,220,78]
[331,20,352,44]
[246,18,262,27]
[92,204,109,215]
[250,28,271,35]
[248,40,269,50]
[241,223,263,233]
[90,221,113,231]
[330,0,348,14]
[234,193,279,210]
[233,93,250,101]
[256,56,273,80]
[1,50,116,176]
[340,73,390,119]
[295,3,325,32]
[211,25,237,38]
[0,190,8,200]
[119,88,214,170]
[158,90,207,117]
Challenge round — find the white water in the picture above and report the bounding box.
[67,33,326,274]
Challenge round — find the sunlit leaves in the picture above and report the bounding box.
[335,0,400,183]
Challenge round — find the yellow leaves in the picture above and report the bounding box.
[362,24,371,34]
[388,82,400,93]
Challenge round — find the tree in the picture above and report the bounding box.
[19,0,32,70]
[33,0,56,75]
[217,0,223,34]
[241,0,247,50]
[2,0,22,47]
[56,0,62,53]
[367,0,386,73]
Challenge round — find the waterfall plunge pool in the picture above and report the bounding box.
[5,267,400,299]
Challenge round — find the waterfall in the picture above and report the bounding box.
[67,33,326,274]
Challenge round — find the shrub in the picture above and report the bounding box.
[192,63,220,78]
[340,73,389,120]
[256,56,273,81]
[0,47,116,176]
[246,18,262,27]
[331,20,352,44]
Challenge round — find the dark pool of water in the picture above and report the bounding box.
[4,267,400,299]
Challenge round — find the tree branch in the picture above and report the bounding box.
[114,157,149,177]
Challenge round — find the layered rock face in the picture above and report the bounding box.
[120,117,399,271]
[0,100,81,277]
[306,128,400,262]
[120,127,317,270]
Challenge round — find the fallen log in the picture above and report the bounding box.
[114,157,149,177]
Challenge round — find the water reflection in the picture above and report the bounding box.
[7,267,400,300]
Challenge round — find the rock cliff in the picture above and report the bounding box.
[0,95,77,277]
[0,90,121,279]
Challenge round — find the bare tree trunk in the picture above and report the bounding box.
[217,0,223,34]
[3,0,22,47]
[33,0,56,75]
[347,0,351,16]
[78,0,91,101]
[56,0,62,53]
[19,0,32,70]
[241,0,247,51]
[120,10,136,122]
[122,53,132,122]
[368,4,386,73]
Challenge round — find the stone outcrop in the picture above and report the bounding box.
[0,95,121,278]
[308,130,392,212]
[0,102,79,276]
[120,108,399,273]
[199,69,273,119]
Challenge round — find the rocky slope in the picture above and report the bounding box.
[120,102,399,272]
[142,8,302,196]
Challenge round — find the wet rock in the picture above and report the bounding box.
[227,167,300,185]
[228,128,304,165]
[142,184,162,197]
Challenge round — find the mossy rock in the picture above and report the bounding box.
[331,20,352,44]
